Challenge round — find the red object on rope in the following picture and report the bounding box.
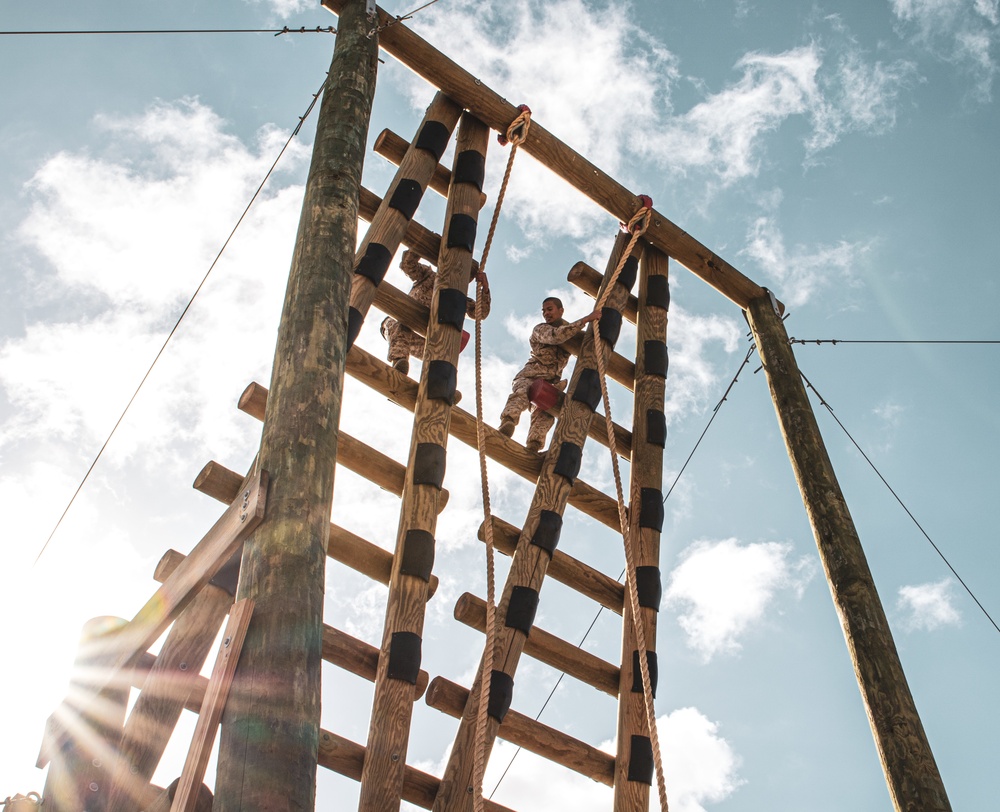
[637,193,653,209]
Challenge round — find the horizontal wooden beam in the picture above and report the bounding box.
[346,344,621,530]
[374,128,487,208]
[425,676,615,786]
[455,593,619,697]
[317,730,514,812]
[137,567,430,701]
[323,0,778,313]
[568,262,639,325]
[239,382,449,512]
[192,459,439,597]
[481,516,624,614]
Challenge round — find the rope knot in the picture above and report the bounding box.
[497,104,532,147]
[622,195,653,236]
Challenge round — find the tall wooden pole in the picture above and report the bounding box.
[745,293,951,812]
[213,2,378,809]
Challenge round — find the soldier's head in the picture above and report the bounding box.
[541,297,564,324]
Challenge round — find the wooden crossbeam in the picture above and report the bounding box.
[239,382,450,512]
[569,262,639,325]
[152,549,431,698]
[345,345,621,530]
[480,516,624,614]
[374,128,487,208]
[192,459,440,597]
[322,0,776,313]
[455,593,619,697]
[318,731,515,812]
[426,677,615,786]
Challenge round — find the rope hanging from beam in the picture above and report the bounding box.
[472,104,532,812]
[592,197,671,812]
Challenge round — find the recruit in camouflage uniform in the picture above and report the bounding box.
[499,297,601,453]
[381,249,490,375]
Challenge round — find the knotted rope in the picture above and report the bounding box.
[472,104,531,812]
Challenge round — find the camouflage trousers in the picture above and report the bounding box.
[500,372,562,448]
[382,318,425,366]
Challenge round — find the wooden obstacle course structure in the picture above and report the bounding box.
[32,2,951,811]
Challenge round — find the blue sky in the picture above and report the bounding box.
[1,1,998,810]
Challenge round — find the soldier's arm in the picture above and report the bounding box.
[400,249,434,285]
[533,310,601,345]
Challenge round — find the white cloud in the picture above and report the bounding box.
[742,215,871,307]
[413,707,741,812]
[890,0,999,100]
[897,578,962,630]
[245,0,313,18]
[665,538,815,661]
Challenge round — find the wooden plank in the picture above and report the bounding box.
[481,516,624,614]
[318,731,515,812]
[746,293,951,812]
[426,676,615,786]
[374,127,487,208]
[359,111,490,812]
[171,598,254,812]
[152,551,430,698]
[613,244,669,809]
[455,593,619,696]
[238,382,450,511]
[538,384,633,459]
[192,459,440,597]
[322,0,776,312]
[568,261,638,324]
[345,345,621,529]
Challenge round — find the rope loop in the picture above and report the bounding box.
[497,104,532,147]
[624,195,653,236]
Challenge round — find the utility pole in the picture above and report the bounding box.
[213,2,378,809]
[746,292,951,812]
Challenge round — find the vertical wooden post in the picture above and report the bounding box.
[358,111,489,812]
[212,2,378,809]
[614,244,669,810]
[745,293,951,812]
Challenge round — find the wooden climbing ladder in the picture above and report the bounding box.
[30,2,952,811]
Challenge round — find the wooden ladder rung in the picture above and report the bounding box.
[425,676,615,786]
[569,261,639,325]
[454,593,619,697]
[191,460,440,597]
[374,127,487,208]
[480,516,624,614]
[238,382,449,513]
[317,730,515,812]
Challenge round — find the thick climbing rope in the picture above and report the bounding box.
[592,199,670,811]
[471,105,531,812]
